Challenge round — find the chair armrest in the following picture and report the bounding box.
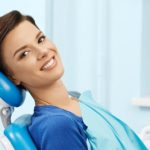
[4,114,37,150]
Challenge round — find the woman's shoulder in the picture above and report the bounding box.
[28,108,83,149]
[29,107,77,130]
[28,111,79,142]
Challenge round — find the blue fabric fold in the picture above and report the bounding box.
[78,90,147,150]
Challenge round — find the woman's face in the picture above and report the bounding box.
[1,20,64,90]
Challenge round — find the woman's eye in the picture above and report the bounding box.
[38,35,46,44]
[19,51,29,59]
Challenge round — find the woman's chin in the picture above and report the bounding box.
[48,66,64,82]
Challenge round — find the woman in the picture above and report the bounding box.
[0,10,147,150]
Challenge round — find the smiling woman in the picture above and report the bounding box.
[0,10,148,150]
[0,10,87,150]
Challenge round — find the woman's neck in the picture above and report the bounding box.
[29,79,71,107]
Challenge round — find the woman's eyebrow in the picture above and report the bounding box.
[13,45,28,57]
[13,31,42,57]
[35,31,42,39]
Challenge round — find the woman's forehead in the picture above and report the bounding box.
[2,21,40,54]
[7,20,39,43]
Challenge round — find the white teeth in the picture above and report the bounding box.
[42,58,54,70]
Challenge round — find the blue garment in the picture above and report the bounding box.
[78,90,148,150]
[28,90,148,150]
[28,105,88,150]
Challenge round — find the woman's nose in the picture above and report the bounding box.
[37,47,49,61]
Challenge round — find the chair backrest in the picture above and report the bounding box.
[0,72,37,150]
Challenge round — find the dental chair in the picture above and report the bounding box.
[0,72,37,150]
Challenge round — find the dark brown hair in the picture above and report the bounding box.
[0,10,38,89]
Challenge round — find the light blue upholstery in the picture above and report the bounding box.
[4,114,37,150]
[0,72,26,107]
[0,72,37,149]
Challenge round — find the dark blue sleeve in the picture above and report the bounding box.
[40,115,88,150]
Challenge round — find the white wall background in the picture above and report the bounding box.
[47,0,150,133]
[0,0,150,148]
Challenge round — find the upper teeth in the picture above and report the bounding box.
[42,58,54,70]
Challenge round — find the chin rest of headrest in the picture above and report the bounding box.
[0,72,26,107]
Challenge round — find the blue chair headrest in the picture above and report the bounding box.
[0,72,26,107]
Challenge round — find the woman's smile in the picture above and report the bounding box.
[40,55,57,71]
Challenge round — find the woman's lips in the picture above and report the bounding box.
[41,56,56,71]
